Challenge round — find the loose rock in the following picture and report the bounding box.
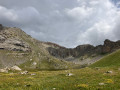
[66,73,73,76]
[99,83,105,86]
[11,65,22,71]
[106,71,113,73]
[0,69,8,73]
[31,73,36,76]
[21,71,28,75]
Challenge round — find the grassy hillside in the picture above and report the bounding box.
[0,27,78,70]
[90,50,120,68]
[0,67,120,90]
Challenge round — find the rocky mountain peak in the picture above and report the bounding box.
[0,24,3,30]
[0,25,31,52]
[48,39,120,59]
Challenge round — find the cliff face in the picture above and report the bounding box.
[102,39,120,53]
[0,24,31,52]
[0,24,76,69]
[48,39,120,59]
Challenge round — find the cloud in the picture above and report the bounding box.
[0,5,40,27]
[0,6,18,22]
[64,0,120,47]
[0,0,120,48]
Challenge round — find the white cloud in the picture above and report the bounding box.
[0,5,40,26]
[63,0,120,47]
[0,6,18,21]
[0,0,120,48]
[65,6,93,21]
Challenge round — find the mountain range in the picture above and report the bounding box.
[0,24,120,70]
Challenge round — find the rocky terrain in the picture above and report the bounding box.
[0,24,74,70]
[48,39,120,61]
[0,24,120,70]
[0,24,31,52]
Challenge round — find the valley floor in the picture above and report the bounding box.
[0,67,120,90]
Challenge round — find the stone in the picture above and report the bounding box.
[66,73,73,76]
[33,62,37,65]
[25,84,31,87]
[99,83,105,86]
[0,69,8,73]
[53,88,56,90]
[31,73,36,76]
[11,65,22,71]
[106,71,113,73]
[30,59,32,61]
[21,71,28,75]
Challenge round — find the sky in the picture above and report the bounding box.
[0,0,120,48]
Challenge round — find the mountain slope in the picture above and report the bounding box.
[90,49,120,67]
[0,24,76,70]
[48,39,120,66]
[0,24,120,70]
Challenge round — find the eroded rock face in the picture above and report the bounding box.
[102,39,120,53]
[48,44,95,58]
[0,25,31,52]
[48,39,120,59]
[0,38,31,51]
[0,24,3,30]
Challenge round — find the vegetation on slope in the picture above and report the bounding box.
[90,50,120,68]
[0,27,78,70]
[0,67,120,90]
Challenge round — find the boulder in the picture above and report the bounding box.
[0,69,8,73]
[66,73,74,76]
[53,88,56,90]
[20,71,28,75]
[11,65,22,71]
[106,71,113,74]
[99,83,105,86]
[31,73,36,76]
[32,62,37,65]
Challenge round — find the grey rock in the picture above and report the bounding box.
[66,73,73,76]
[11,65,22,71]
[106,71,113,73]
[0,68,8,73]
[31,73,36,76]
[21,71,28,75]
[47,39,120,59]
[99,83,105,86]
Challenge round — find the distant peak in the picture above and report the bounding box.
[0,24,3,30]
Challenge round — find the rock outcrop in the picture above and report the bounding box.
[48,39,120,59]
[102,39,120,53]
[0,24,3,30]
[0,24,73,70]
[0,24,31,52]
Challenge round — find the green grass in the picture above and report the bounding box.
[90,50,120,68]
[0,47,120,89]
[1,27,120,89]
[0,67,120,90]
[0,28,77,70]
